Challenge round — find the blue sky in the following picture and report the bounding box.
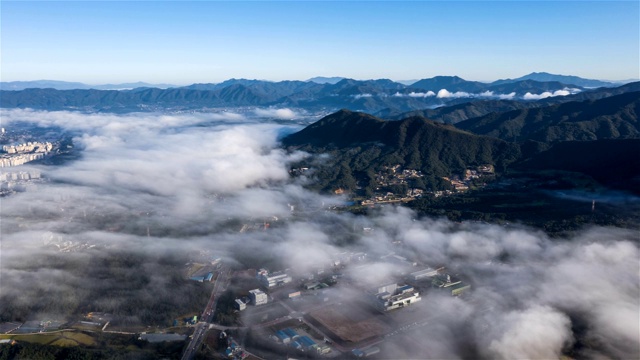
[1,1,638,84]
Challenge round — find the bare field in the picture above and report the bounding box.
[1,331,97,347]
[308,304,390,343]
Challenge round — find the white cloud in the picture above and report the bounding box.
[437,89,472,98]
[392,91,436,98]
[353,93,373,99]
[478,91,516,100]
[436,89,517,100]
[487,305,573,360]
[496,92,516,100]
[408,91,436,98]
[253,108,297,119]
[523,88,582,100]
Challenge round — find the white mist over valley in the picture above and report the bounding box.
[0,108,637,359]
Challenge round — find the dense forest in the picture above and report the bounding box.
[0,336,184,360]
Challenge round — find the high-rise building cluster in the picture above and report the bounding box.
[3,142,53,154]
[1,141,54,167]
[0,171,41,181]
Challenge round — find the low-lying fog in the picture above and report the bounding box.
[1,108,638,359]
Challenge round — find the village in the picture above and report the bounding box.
[357,164,495,206]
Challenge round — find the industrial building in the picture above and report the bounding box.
[276,330,320,352]
[190,272,214,282]
[234,298,247,311]
[282,328,299,340]
[410,266,443,281]
[275,330,291,344]
[370,283,421,311]
[275,328,310,346]
[248,289,268,305]
[303,281,324,290]
[257,269,292,288]
[381,253,417,267]
[432,274,471,296]
[298,335,318,350]
[352,346,381,357]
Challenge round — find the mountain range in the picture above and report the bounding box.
[379,82,640,124]
[282,109,521,192]
[281,88,640,194]
[1,73,634,114]
[491,72,618,88]
[2,73,638,219]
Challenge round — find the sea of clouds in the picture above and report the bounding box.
[0,108,637,359]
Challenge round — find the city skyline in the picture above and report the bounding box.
[1,1,639,84]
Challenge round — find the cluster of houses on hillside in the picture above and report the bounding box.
[442,164,495,192]
[359,164,496,205]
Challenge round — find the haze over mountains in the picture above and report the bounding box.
[0,80,177,91]
[1,72,636,114]
[1,70,639,360]
[2,72,638,195]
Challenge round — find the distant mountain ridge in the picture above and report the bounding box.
[410,76,487,93]
[0,80,177,91]
[379,82,640,124]
[2,72,622,91]
[307,76,346,84]
[491,72,617,88]
[2,75,637,114]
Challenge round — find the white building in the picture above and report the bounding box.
[249,289,268,306]
[234,298,247,311]
[257,269,292,288]
[370,283,421,311]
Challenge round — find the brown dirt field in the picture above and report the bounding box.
[308,305,390,343]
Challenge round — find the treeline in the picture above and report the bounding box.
[1,250,210,326]
[0,338,183,360]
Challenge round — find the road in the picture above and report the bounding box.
[181,266,231,360]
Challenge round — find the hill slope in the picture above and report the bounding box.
[282,110,520,192]
[456,92,640,143]
[382,100,536,124]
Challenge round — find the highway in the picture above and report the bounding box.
[181,266,231,360]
